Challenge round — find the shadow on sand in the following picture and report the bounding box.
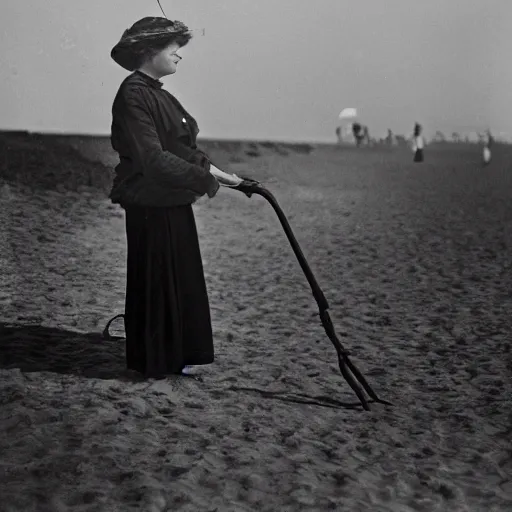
[0,322,374,410]
[0,321,144,382]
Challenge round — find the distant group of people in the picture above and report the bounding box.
[335,123,370,146]
[411,124,494,165]
[335,121,495,166]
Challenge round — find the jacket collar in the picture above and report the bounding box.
[133,70,163,89]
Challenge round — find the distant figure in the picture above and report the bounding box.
[352,123,370,147]
[386,129,394,147]
[362,126,370,146]
[412,123,424,162]
[482,130,493,165]
[352,122,362,146]
[335,126,342,144]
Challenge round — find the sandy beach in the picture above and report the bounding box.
[0,133,511,511]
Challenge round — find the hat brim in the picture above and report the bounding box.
[110,34,169,71]
[111,30,192,71]
[110,44,138,72]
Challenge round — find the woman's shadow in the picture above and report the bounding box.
[0,320,144,382]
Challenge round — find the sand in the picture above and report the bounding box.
[0,137,511,511]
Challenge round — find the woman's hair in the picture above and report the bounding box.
[133,32,192,68]
[414,123,422,136]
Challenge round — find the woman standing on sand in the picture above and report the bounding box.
[109,16,241,378]
[412,123,424,163]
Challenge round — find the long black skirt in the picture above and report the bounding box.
[413,149,424,162]
[124,204,214,377]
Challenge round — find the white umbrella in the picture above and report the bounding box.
[339,107,358,120]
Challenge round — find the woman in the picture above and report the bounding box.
[109,16,241,378]
[412,123,424,162]
[482,130,493,166]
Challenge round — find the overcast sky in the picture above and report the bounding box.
[1,0,510,142]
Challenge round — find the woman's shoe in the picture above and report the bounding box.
[180,365,203,382]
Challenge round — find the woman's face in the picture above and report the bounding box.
[148,42,182,77]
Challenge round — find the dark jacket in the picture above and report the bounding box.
[109,70,219,208]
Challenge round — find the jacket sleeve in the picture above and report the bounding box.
[164,138,212,170]
[117,87,219,197]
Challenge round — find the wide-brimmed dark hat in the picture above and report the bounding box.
[111,17,192,71]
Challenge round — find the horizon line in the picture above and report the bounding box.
[1,128,511,145]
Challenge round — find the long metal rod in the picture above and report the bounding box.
[238,180,391,410]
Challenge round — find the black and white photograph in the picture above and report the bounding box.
[0,1,511,510]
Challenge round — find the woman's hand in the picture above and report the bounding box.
[209,164,243,186]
